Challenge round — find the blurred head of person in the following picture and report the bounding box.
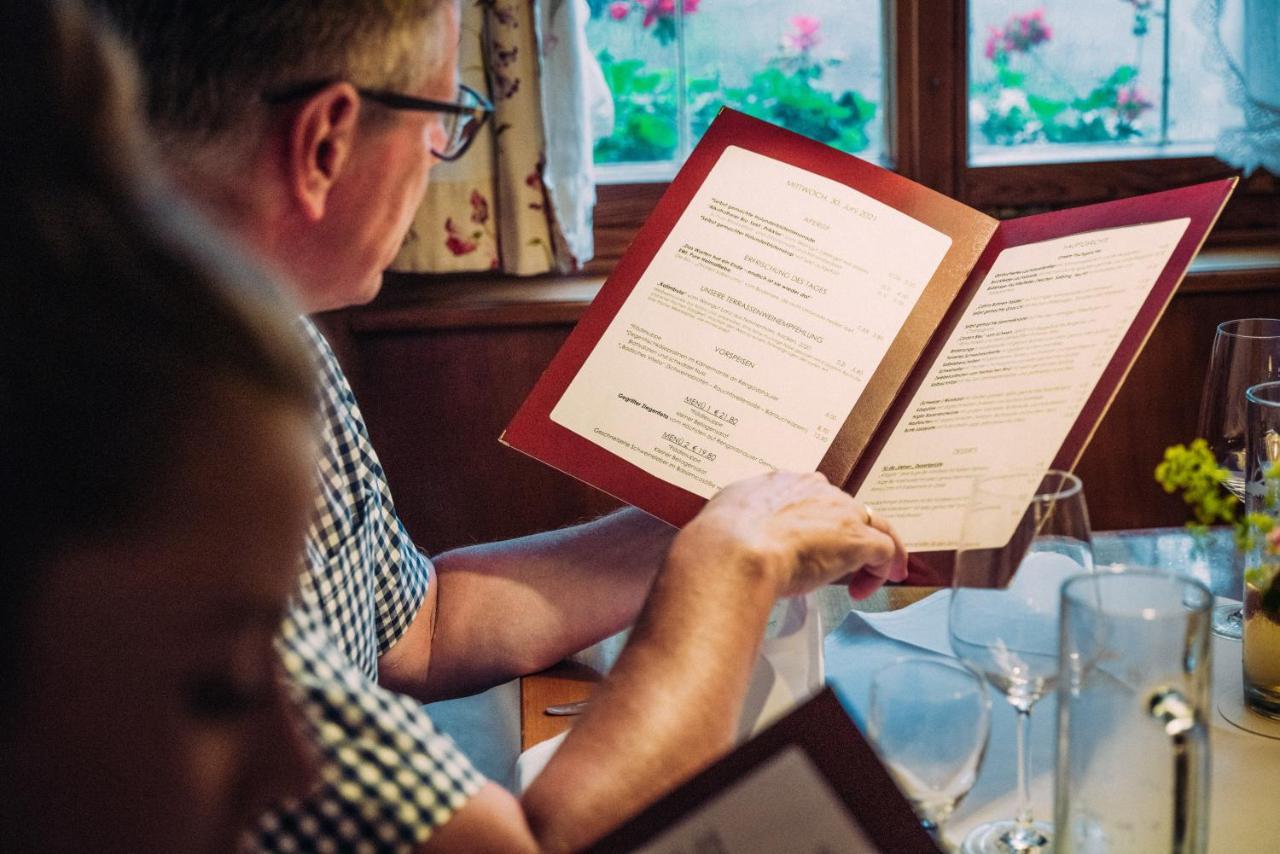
[0,1,317,850]
[88,0,466,313]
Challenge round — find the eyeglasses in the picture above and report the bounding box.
[263,82,493,162]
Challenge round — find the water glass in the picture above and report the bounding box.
[1243,381,1280,718]
[868,657,990,842]
[1197,317,1280,638]
[949,469,1093,854]
[1056,569,1212,853]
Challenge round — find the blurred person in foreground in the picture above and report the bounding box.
[89,1,911,850]
[0,1,318,850]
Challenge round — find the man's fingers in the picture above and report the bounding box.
[845,554,903,601]
[843,510,909,599]
[863,507,909,582]
[853,524,898,570]
[847,569,885,601]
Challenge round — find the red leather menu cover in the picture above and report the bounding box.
[580,687,942,854]
[502,109,1235,553]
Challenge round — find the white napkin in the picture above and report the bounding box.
[739,591,825,739]
[822,591,956,732]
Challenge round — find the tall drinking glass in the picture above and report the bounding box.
[1197,317,1280,639]
[949,470,1093,853]
[1243,381,1280,717]
[1056,569,1212,853]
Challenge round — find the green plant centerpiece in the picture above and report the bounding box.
[1156,440,1280,631]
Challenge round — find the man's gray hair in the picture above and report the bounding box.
[89,0,449,148]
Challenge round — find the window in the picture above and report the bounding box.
[968,1,1240,165]
[586,0,1275,273]
[586,0,886,181]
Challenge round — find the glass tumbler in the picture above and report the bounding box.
[1243,380,1280,718]
[1056,569,1212,854]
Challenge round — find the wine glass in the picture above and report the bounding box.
[1197,317,1280,639]
[869,657,991,847]
[949,469,1093,854]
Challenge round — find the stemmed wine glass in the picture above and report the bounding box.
[1197,317,1280,639]
[949,470,1093,854]
[869,657,991,848]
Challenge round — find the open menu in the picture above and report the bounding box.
[502,109,1235,569]
[581,687,941,853]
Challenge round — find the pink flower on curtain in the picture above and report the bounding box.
[493,43,518,67]
[490,1,518,28]
[785,15,822,52]
[444,217,478,256]
[469,190,490,225]
[492,71,520,100]
[525,167,545,211]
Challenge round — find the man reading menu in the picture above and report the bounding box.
[91,0,908,850]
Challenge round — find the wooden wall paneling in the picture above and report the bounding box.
[891,0,965,194]
[345,321,621,556]
[1075,279,1280,531]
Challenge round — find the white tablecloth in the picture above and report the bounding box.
[513,588,1279,849]
[824,591,1280,852]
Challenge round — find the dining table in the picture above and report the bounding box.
[518,526,1280,850]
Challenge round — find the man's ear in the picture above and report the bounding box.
[284,83,361,222]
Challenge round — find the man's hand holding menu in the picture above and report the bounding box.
[504,108,1235,571]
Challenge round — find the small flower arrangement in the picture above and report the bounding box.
[1155,439,1280,616]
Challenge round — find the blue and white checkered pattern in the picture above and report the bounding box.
[246,320,484,852]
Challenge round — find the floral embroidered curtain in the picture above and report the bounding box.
[392,0,607,275]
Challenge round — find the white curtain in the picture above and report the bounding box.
[1198,0,1280,175]
[538,0,613,268]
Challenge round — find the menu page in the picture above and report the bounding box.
[550,146,952,498]
[854,218,1190,550]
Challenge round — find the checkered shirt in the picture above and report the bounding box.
[246,320,484,852]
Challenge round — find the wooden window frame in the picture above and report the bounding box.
[584,0,1279,275]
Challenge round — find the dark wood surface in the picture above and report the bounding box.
[318,306,622,554]
[520,660,601,751]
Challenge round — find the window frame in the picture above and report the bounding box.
[584,0,1278,274]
